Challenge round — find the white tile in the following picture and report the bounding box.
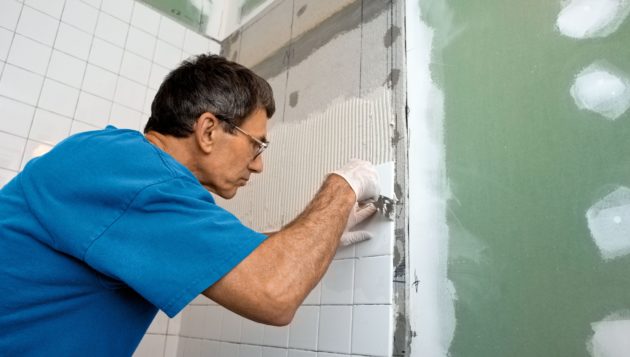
[318,306,352,354]
[120,51,151,85]
[0,167,17,188]
[218,342,239,357]
[241,317,265,345]
[7,34,51,74]
[114,77,145,111]
[0,64,43,105]
[0,95,34,136]
[0,132,26,170]
[62,0,98,33]
[47,50,86,88]
[95,12,128,47]
[29,108,71,144]
[146,311,169,334]
[180,51,192,62]
[38,79,79,117]
[199,340,219,357]
[82,64,117,99]
[263,323,290,348]
[320,259,354,305]
[125,26,156,60]
[133,334,165,357]
[101,0,133,23]
[153,39,181,69]
[148,63,168,90]
[144,88,156,114]
[158,16,185,48]
[180,305,203,338]
[163,335,179,357]
[351,305,391,356]
[167,311,183,335]
[354,255,393,305]
[334,244,355,260]
[183,29,209,55]
[0,60,4,74]
[189,294,210,305]
[131,1,160,35]
[89,38,122,73]
[19,139,51,170]
[80,0,101,8]
[316,353,345,357]
[220,309,242,343]
[16,6,58,46]
[54,23,92,60]
[0,27,13,61]
[288,350,316,357]
[0,0,22,31]
[239,344,262,357]
[24,0,64,19]
[288,306,319,350]
[74,91,110,127]
[69,119,98,135]
[201,305,223,340]
[109,104,142,131]
[178,337,202,357]
[208,40,220,54]
[302,281,321,305]
[262,347,288,357]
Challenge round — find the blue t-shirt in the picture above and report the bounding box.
[0,126,267,356]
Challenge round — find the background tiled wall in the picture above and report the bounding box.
[0,0,220,189]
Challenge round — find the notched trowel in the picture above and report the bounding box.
[373,195,396,221]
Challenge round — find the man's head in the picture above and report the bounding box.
[144,54,275,199]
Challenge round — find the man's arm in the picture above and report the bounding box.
[203,174,358,326]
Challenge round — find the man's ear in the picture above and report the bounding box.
[194,112,221,154]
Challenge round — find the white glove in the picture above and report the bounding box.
[340,201,377,246]
[331,159,380,202]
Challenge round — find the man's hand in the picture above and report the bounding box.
[340,201,377,246]
[331,159,380,202]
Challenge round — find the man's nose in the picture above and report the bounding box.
[248,154,263,173]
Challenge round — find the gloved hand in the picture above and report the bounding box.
[331,159,380,202]
[340,201,377,246]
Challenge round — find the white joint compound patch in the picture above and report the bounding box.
[570,62,630,120]
[586,186,630,260]
[556,0,630,39]
[216,88,394,232]
[588,311,630,357]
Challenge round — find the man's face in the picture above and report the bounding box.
[198,108,268,199]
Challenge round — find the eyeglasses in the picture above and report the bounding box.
[230,123,269,158]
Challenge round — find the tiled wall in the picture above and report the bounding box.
[0,0,220,188]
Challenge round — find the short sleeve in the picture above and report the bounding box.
[83,176,267,317]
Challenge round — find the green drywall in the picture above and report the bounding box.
[422,1,630,355]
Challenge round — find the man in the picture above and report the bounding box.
[0,54,379,355]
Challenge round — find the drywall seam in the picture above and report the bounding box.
[406,0,455,356]
[216,87,394,232]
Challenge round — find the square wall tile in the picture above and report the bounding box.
[288,350,316,357]
[38,79,79,117]
[262,347,288,357]
[220,308,242,343]
[16,6,58,46]
[20,139,52,170]
[109,104,142,131]
[54,23,92,60]
[0,168,17,188]
[158,16,185,48]
[133,334,165,357]
[353,255,393,304]
[317,353,346,357]
[263,323,290,348]
[302,281,321,305]
[101,0,133,23]
[114,77,146,111]
[144,88,156,114]
[183,29,209,55]
[0,27,14,61]
[7,33,51,74]
[288,305,319,350]
[82,64,117,100]
[218,342,239,357]
[241,317,265,345]
[47,50,86,88]
[0,95,35,137]
[131,2,160,36]
[153,39,181,69]
[81,0,101,8]
[120,51,151,85]
[69,119,99,135]
[201,305,223,340]
[167,311,182,335]
[179,305,204,338]
[62,0,98,34]
[208,40,220,55]
[89,38,123,73]
[351,305,392,356]
[95,12,129,47]
[24,0,64,19]
[178,337,202,357]
[148,63,168,90]
[164,335,179,357]
[146,310,169,334]
[126,27,156,60]
[318,306,352,354]
[239,344,262,357]
[29,109,71,145]
[0,64,44,105]
[0,132,26,171]
[199,340,220,356]
[74,91,111,127]
[320,259,354,305]
[0,0,22,31]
